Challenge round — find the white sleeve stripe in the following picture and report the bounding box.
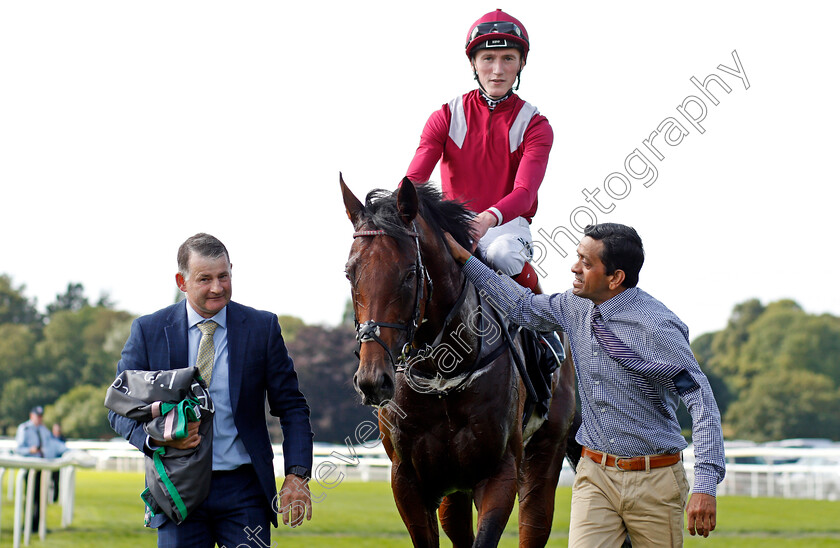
[488,207,503,226]
[509,102,538,153]
[448,95,467,149]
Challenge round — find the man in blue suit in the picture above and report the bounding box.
[109,233,314,548]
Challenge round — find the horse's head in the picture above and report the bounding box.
[341,174,473,406]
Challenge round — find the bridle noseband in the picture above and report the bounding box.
[351,223,433,368]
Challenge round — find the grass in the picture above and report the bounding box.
[1,470,839,546]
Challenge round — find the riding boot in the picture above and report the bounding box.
[511,263,562,420]
[538,332,565,368]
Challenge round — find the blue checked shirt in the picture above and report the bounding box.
[463,258,726,496]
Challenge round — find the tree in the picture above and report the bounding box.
[286,324,372,443]
[46,282,89,316]
[0,274,42,325]
[0,378,58,430]
[0,324,41,430]
[724,370,840,442]
[277,315,305,343]
[45,384,114,439]
[696,298,840,441]
[35,306,133,396]
[706,298,766,385]
[0,277,135,434]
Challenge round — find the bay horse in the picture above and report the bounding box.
[341,176,579,548]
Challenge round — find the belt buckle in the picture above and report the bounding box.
[614,456,634,471]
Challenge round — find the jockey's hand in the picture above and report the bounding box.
[469,211,497,248]
[444,232,473,265]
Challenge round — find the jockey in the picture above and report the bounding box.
[406,9,564,363]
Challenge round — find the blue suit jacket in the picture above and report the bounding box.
[108,300,313,527]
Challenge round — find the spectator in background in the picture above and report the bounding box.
[48,423,68,502]
[16,406,53,529]
[16,406,51,457]
[51,423,66,443]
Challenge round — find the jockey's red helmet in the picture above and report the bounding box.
[465,9,530,61]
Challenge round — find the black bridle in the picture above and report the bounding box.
[351,223,433,368]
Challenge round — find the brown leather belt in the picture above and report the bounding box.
[582,447,681,471]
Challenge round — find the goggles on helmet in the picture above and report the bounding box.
[469,21,528,44]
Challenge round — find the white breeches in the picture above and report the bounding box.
[477,216,533,276]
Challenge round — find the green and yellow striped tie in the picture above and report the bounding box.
[196,321,218,385]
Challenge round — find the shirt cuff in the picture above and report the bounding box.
[692,470,718,497]
[487,207,503,226]
[462,254,491,279]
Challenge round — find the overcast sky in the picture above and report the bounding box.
[1,1,838,340]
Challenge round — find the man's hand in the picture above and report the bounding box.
[444,232,473,265]
[686,492,717,538]
[150,420,201,450]
[469,211,497,247]
[278,474,312,527]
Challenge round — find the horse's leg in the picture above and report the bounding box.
[518,353,578,548]
[472,451,518,547]
[439,492,475,548]
[391,461,441,548]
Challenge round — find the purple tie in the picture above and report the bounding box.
[591,306,698,413]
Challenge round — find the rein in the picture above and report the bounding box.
[400,282,510,397]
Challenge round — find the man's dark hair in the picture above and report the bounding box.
[177,233,230,279]
[583,223,644,288]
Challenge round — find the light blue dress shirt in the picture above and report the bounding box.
[15,420,52,457]
[186,302,251,471]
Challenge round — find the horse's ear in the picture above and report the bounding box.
[340,172,365,225]
[397,177,418,226]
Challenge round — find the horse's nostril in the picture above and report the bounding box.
[380,372,395,399]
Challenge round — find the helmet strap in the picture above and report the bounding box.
[472,68,489,95]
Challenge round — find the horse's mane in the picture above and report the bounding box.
[362,183,475,251]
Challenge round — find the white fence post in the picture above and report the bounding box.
[13,469,26,548]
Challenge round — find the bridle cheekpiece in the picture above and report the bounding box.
[351,224,431,368]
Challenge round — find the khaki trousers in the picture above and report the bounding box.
[568,454,690,548]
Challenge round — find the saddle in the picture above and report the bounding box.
[519,328,561,420]
[475,252,565,423]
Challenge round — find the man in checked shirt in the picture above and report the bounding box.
[445,222,725,547]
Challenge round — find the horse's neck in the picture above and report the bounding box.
[413,276,484,374]
[418,255,463,328]
[412,227,486,367]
